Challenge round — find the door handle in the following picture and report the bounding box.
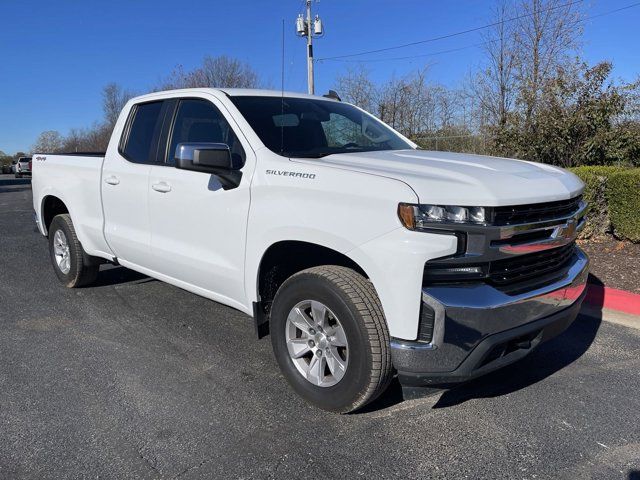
[152,182,172,193]
[104,176,120,186]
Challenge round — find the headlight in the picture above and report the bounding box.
[398,203,488,229]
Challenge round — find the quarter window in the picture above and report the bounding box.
[122,101,164,163]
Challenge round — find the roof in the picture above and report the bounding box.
[219,88,336,100]
[129,88,339,104]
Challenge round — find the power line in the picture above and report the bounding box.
[318,1,640,64]
[318,42,488,64]
[317,0,585,61]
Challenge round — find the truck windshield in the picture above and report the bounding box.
[230,96,413,158]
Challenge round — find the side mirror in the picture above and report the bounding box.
[174,142,242,190]
[174,143,233,171]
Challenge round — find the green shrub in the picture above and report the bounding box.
[569,166,625,238]
[606,169,640,243]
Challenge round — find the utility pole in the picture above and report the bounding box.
[296,0,323,95]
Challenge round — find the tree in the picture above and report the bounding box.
[32,131,64,153]
[495,61,640,167]
[333,64,476,148]
[60,124,112,153]
[475,1,517,129]
[377,67,440,137]
[514,0,582,125]
[333,65,378,113]
[158,55,261,90]
[102,83,134,128]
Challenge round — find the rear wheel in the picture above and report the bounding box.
[48,214,99,288]
[270,265,393,413]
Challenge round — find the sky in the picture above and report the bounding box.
[1,0,638,154]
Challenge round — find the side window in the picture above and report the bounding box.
[121,101,164,163]
[167,99,245,167]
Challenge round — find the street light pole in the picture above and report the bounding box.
[296,0,323,95]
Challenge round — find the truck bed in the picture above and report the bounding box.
[32,153,113,259]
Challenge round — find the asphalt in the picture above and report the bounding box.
[1,176,639,479]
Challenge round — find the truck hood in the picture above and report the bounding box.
[297,149,583,206]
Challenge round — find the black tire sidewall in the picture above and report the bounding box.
[271,273,374,412]
[48,216,79,287]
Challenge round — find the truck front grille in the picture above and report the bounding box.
[489,243,576,285]
[492,196,582,225]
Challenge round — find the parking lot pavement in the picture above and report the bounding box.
[1,184,639,480]
[0,173,31,186]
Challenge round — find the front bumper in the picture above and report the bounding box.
[391,248,589,386]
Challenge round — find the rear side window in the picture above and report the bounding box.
[167,99,245,167]
[121,101,164,163]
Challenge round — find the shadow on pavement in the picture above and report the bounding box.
[0,186,32,194]
[629,471,640,480]
[0,177,31,186]
[365,274,605,413]
[357,378,406,413]
[91,265,155,287]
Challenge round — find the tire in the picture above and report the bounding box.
[15,172,21,178]
[270,265,393,413]
[48,214,99,288]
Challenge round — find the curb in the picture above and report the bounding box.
[581,306,640,331]
[584,284,640,316]
[582,283,640,330]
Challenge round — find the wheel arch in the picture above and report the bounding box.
[252,240,371,337]
[41,194,70,236]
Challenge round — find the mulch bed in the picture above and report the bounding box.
[578,237,640,294]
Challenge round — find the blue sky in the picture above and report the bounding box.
[1,0,638,154]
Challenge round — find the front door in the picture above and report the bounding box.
[146,97,253,307]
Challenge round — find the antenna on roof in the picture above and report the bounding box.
[323,90,341,101]
[280,18,285,154]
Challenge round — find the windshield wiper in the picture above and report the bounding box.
[288,152,333,159]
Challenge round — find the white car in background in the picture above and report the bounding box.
[15,156,32,178]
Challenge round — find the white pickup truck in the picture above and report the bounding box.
[32,88,589,412]
[15,156,32,178]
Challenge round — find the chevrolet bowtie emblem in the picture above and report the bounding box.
[553,218,578,242]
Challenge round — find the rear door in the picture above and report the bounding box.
[146,96,254,305]
[101,100,171,266]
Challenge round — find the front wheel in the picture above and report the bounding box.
[48,214,99,288]
[270,266,393,413]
